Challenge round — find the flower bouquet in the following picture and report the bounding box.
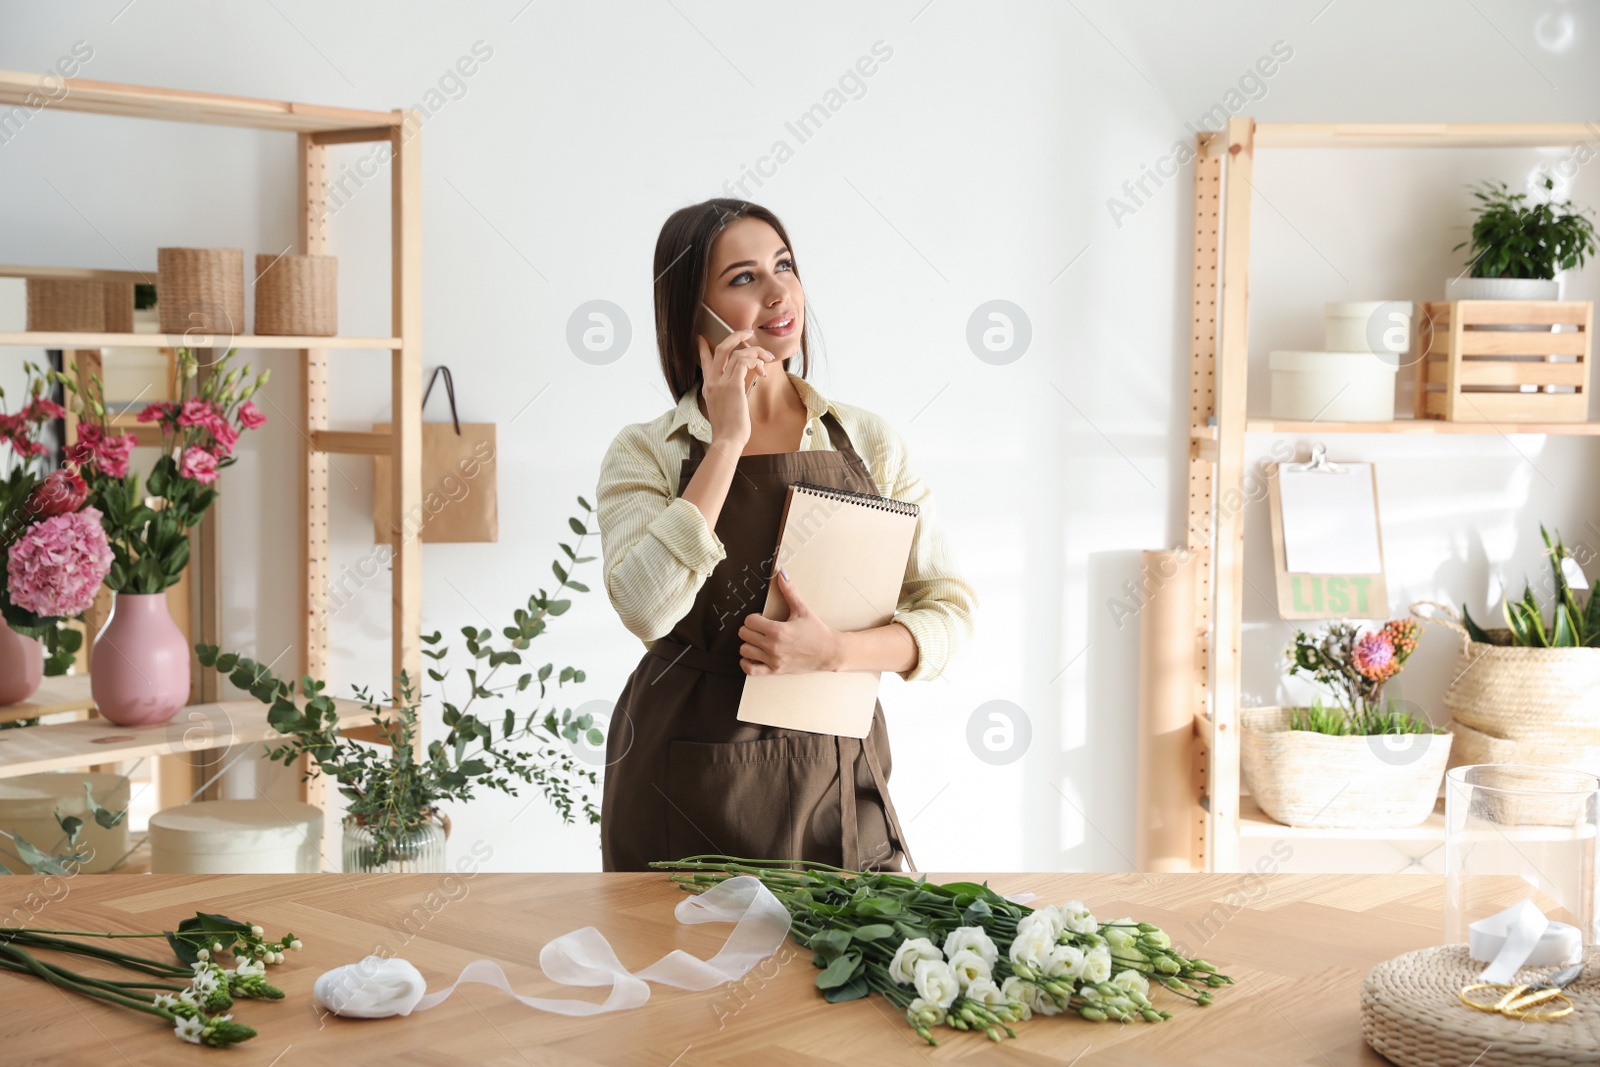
[0,361,113,696]
[652,856,1232,1044]
[0,911,298,1048]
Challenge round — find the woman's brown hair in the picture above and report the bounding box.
[652,198,812,403]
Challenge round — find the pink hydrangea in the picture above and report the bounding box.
[6,507,114,618]
[179,446,219,484]
[237,401,267,430]
[1352,632,1398,681]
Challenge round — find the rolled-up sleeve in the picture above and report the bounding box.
[596,425,726,642]
[876,423,977,683]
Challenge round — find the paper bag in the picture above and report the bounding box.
[373,366,499,544]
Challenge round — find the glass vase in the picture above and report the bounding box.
[1445,764,1600,948]
[341,810,449,873]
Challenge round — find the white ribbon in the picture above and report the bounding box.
[1469,899,1583,984]
[312,875,791,1019]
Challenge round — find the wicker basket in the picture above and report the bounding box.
[254,253,336,336]
[157,247,244,335]
[1412,601,1600,745]
[1240,706,1452,828]
[25,278,136,332]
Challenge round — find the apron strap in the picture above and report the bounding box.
[836,735,860,872]
[861,734,917,872]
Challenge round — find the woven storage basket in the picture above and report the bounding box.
[1363,943,1600,1067]
[254,253,336,336]
[1240,706,1452,828]
[26,279,105,331]
[1412,601,1600,744]
[157,247,244,335]
[100,280,134,332]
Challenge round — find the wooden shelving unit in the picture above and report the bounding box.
[1172,119,1600,872]
[0,70,424,847]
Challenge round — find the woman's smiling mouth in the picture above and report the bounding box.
[759,312,796,336]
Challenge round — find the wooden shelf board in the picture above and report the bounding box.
[0,674,95,725]
[0,332,401,350]
[1238,794,1446,840]
[1244,417,1600,436]
[1253,122,1600,149]
[0,697,375,778]
[0,70,399,133]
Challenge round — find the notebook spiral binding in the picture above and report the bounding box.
[790,480,919,518]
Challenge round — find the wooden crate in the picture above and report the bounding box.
[1414,300,1592,423]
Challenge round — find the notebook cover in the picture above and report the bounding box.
[735,482,920,738]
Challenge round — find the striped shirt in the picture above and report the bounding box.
[595,371,977,682]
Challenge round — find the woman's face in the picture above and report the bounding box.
[702,217,804,367]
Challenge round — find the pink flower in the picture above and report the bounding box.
[94,432,137,479]
[25,468,89,520]
[137,401,176,424]
[5,507,114,618]
[177,398,212,428]
[178,446,219,484]
[1352,632,1398,681]
[237,401,267,430]
[23,398,66,423]
[208,419,240,457]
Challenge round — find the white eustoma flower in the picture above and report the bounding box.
[1059,900,1098,935]
[942,925,999,968]
[1018,905,1066,943]
[1008,924,1057,970]
[907,996,947,1027]
[888,937,943,985]
[1143,927,1172,949]
[912,958,961,1009]
[1043,942,1086,980]
[173,1016,205,1044]
[947,948,992,989]
[1083,945,1113,984]
[999,975,1035,1020]
[964,976,1007,1008]
[1111,968,1151,997]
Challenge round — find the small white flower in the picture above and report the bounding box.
[1019,905,1066,943]
[941,926,999,968]
[912,959,960,1010]
[999,975,1034,1020]
[176,988,199,1009]
[947,948,992,989]
[888,938,942,985]
[234,958,266,978]
[1004,974,1061,1017]
[1111,968,1150,998]
[250,925,264,937]
[151,993,178,1010]
[173,1016,204,1044]
[211,941,224,953]
[1143,927,1172,949]
[906,996,947,1028]
[1059,900,1098,935]
[1103,919,1139,951]
[195,948,209,961]
[1083,945,1113,984]
[290,939,303,951]
[1043,943,1086,980]
[964,976,1007,1008]
[1008,925,1056,970]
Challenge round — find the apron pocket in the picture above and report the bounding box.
[663,736,830,862]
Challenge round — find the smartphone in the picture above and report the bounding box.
[697,301,746,352]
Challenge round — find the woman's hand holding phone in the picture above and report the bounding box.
[697,326,776,447]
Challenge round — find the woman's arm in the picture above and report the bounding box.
[596,422,747,641]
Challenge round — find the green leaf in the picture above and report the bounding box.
[13,834,78,875]
[568,518,586,536]
[851,923,895,942]
[821,976,871,1002]
[1461,604,1494,644]
[814,949,862,990]
[83,780,126,830]
[807,928,851,961]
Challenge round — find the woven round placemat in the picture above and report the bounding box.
[1363,943,1600,1067]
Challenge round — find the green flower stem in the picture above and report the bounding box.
[0,932,189,976]
[0,946,173,1020]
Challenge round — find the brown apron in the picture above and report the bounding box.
[600,410,918,874]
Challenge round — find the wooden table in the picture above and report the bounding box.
[0,870,1521,1065]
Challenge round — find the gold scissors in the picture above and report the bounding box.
[1459,963,1582,1022]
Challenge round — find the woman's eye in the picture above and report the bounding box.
[731,259,795,285]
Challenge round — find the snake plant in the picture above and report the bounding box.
[1462,525,1600,647]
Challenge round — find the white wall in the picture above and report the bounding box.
[3,0,1599,873]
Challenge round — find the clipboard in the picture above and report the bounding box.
[735,481,920,738]
[1267,444,1389,619]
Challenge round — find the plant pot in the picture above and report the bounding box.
[0,626,44,706]
[1269,351,1398,421]
[1240,706,1453,828]
[90,592,190,726]
[342,809,449,873]
[1444,276,1560,301]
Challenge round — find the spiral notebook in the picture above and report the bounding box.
[736,481,921,738]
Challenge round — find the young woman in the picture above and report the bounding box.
[594,198,977,873]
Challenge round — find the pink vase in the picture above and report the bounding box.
[0,626,45,706]
[91,592,190,726]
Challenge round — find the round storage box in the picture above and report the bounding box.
[157,247,245,335]
[1269,350,1398,421]
[253,253,336,336]
[148,799,322,874]
[0,771,131,874]
[1325,300,1413,355]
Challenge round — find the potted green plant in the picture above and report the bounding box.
[1413,525,1600,777]
[1447,176,1597,300]
[1241,618,1451,828]
[196,496,605,872]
